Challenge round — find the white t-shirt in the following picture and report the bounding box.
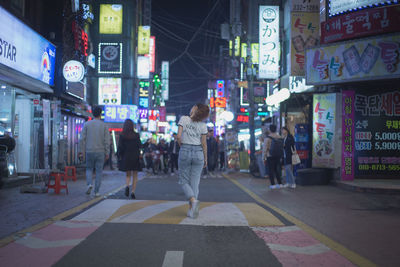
[178,116,207,145]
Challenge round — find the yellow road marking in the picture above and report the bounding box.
[107,200,166,222]
[234,203,284,227]
[223,173,377,267]
[0,184,126,248]
[144,202,216,224]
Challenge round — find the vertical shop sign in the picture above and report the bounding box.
[312,94,337,168]
[138,81,149,109]
[138,26,151,55]
[161,61,169,101]
[145,36,156,73]
[251,43,259,64]
[99,4,123,34]
[98,77,121,105]
[259,6,279,79]
[352,89,400,179]
[342,91,355,180]
[137,56,150,79]
[216,80,225,97]
[290,12,319,76]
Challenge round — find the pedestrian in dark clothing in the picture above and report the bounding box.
[217,133,226,170]
[282,127,296,188]
[264,124,283,189]
[117,119,141,199]
[169,133,180,173]
[206,129,218,173]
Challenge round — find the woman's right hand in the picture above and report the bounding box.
[204,158,207,168]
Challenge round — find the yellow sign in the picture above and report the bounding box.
[234,36,241,57]
[241,43,247,59]
[229,40,233,56]
[237,81,248,88]
[138,26,151,55]
[251,43,259,64]
[99,4,123,34]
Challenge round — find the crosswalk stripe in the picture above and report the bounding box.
[107,200,165,222]
[235,203,284,227]
[16,236,84,249]
[268,243,331,255]
[162,251,184,267]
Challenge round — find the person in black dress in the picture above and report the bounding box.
[117,119,141,199]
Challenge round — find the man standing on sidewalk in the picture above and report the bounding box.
[264,125,283,189]
[79,106,110,196]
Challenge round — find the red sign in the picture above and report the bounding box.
[145,36,156,73]
[72,21,88,56]
[321,6,400,44]
[33,99,40,105]
[209,97,227,108]
[236,115,249,123]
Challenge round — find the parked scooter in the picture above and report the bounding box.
[0,134,16,189]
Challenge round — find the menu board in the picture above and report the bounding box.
[352,89,400,178]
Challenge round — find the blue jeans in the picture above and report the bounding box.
[178,144,204,200]
[256,154,266,177]
[86,152,105,193]
[284,164,295,185]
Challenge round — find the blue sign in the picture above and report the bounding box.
[0,6,56,86]
[104,105,139,123]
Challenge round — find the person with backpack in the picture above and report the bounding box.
[264,124,283,189]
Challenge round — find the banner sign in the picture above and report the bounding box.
[0,6,56,85]
[137,56,150,79]
[99,4,123,34]
[98,43,122,74]
[138,26,151,55]
[210,97,227,108]
[259,6,280,79]
[321,6,400,44]
[104,105,138,123]
[328,0,398,17]
[312,94,337,168]
[161,61,169,101]
[98,77,121,105]
[251,43,259,64]
[145,36,156,72]
[138,81,149,109]
[291,0,320,12]
[342,91,355,180]
[349,89,400,179]
[291,12,320,76]
[306,34,400,85]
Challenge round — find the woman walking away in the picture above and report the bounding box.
[117,119,141,199]
[177,103,209,219]
[282,127,296,189]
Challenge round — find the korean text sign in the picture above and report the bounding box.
[98,78,121,105]
[259,6,279,79]
[291,12,319,76]
[328,0,398,17]
[312,94,337,168]
[351,89,400,179]
[306,34,400,85]
[104,105,138,123]
[138,26,151,55]
[342,91,355,180]
[99,4,123,34]
[0,6,56,86]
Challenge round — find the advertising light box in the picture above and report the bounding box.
[99,4,123,34]
[137,56,150,79]
[328,0,398,17]
[98,43,122,74]
[138,26,151,55]
[104,105,138,123]
[0,6,56,85]
[98,77,121,105]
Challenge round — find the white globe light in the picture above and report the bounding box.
[221,111,234,122]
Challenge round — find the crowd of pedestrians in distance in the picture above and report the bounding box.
[78,105,298,219]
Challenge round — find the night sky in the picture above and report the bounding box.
[151,0,229,117]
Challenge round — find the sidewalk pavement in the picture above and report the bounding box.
[0,170,146,240]
[334,179,400,194]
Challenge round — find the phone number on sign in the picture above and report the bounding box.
[374,132,400,141]
[358,164,400,171]
[356,141,400,151]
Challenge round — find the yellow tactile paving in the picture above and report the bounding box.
[144,202,217,224]
[235,203,284,227]
[107,200,166,222]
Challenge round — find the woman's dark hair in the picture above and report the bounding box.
[122,119,136,139]
[282,126,292,136]
[191,103,210,122]
[92,106,102,118]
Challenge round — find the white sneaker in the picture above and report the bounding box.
[94,192,101,197]
[291,184,297,189]
[269,185,277,189]
[192,200,200,218]
[86,185,92,195]
[187,207,193,217]
[277,184,284,188]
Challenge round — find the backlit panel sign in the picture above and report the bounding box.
[99,4,123,34]
[138,26,151,54]
[216,80,225,97]
[139,81,149,109]
[145,36,156,72]
[72,21,88,56]
[328,0,398,16]
[259,6,280,79]
[210,97,227,108]
[104,105,138,123]
[161,61,169,101]
[137,56,150,79]
[251,43,259,64]
[63,60,84,82]
[148,110,160,121]
[98,43,122,74]
[98,77,121,105]
[0,6,56,85]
